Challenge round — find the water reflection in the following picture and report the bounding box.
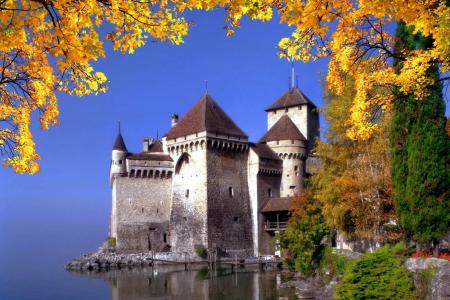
[87,265,297,300]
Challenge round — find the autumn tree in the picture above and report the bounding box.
[278,191,329,274]
[391,21,450,246]
[1,0,450,174]
[312,77,401,244]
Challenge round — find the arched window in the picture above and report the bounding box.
[130,169,135,177]
[143,170,148,178]
[136,170,141,178]
[175,153,190,174]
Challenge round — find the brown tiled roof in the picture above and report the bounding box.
[127,153,173,162]
[259,115,306,142]
[265,88,316,111]
[148,140,163,153]
[113,133,128,152]
[249,143,281,161]
[261,197,292,212]
[165,94,247,140]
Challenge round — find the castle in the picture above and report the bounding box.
[109,81,319,259]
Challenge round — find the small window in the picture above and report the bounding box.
[294,165,298,171]
[185,189,189,198]
[136,170,141,178]
[119,160,123,164]
[298,106,302,110]
[228,187,234,198]
[273,111,276,115]
[291,140,294,144]
[233,217,239,222]
[163,233,167,243]
[268,188,273,198]
[289,185,296,189]
[130,169,135,177]
[285,108,288,112]
[141,207,144,213]
[276,140,279,145]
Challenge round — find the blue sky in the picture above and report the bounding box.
[0,9,449,268]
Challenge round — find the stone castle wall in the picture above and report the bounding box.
[169,149,208,255]
[206,148,253,258]
[114,177,172,252]
[267,106,308,139]
[257,174,281,254]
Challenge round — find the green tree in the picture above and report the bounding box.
[278,191,329,274]
[391,22,450,246]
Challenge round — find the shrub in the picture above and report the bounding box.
[318,246,350,280]
[335,243,414,300]
[195,246,207,259]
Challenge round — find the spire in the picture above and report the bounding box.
[290,60,295,89]
[113,122,128,152]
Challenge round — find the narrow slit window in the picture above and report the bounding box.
[228,187,234,198]
[185,189,189,198]
[268,188,272,198]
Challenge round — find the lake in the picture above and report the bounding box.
[69,265,298,300]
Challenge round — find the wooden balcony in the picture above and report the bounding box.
[264,221,288,231]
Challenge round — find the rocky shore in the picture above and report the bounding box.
[65,249,205,272]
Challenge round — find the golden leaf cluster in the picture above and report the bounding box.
[1,0,448,173]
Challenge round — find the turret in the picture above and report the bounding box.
[110,125,128,183]
[259,114,308,196]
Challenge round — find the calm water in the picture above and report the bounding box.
[70,266,298,300]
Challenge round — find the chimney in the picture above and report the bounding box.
[171,113,179,128]
[143,138,150,152]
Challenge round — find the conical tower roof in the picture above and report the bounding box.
[165,94,247,140]
[113,132,128,152]
[265,88,316,111]
[259,114,306,142]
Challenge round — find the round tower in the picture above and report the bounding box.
[110,126,128,181]
[259,114,308,196]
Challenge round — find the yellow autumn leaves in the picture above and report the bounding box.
[1,0,449,174]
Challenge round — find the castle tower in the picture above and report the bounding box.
[110,127,128,182]
[165,94,252,258]
[109,127,128,239]
[265,87,319,148]
[259,115,307,196]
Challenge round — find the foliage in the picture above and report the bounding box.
[317,246,351,280]
[391,21,450,245]
[0,0,188,173]
[107,237,116,248]
[312,76,401,244]
[278,191,329,274]
[335,243,414,300]
[195,246,208,259]
[2,1,450,174]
